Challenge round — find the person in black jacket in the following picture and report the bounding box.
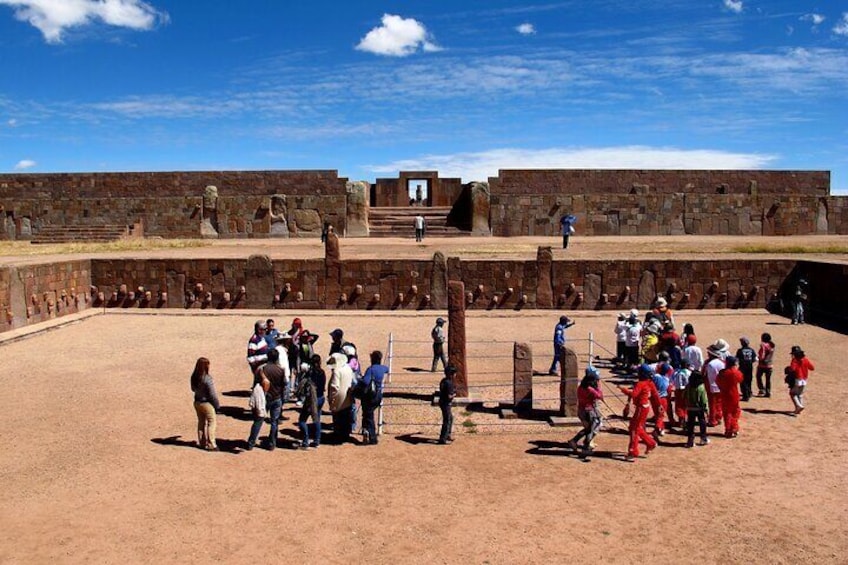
[438,366,457,444]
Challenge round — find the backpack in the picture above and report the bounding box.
[365,376,380,405]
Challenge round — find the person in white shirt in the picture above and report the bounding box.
[414,214,425,242]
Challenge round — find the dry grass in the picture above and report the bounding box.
[0,238,209,257]
[731,244,848,254]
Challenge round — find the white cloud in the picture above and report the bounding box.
[0,0,166,43]
[723,0,743,14]
[516,23,536,35]
[800,13,825,26]
[356,13,440,57]
[367,147,777,183]
[14,159,36,170]
[834,13,848,36]
[6,118,17,127]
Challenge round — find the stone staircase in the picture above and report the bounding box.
[31,224,130,244]
[368,207,470,237]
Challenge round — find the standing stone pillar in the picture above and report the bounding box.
[447,280,468,397]
[201,185,219,239]
[513,342,532,412]
[470,181,491,235]
[536,246,553,308]
[324,230,341,307]
[559,346,579,416]
[430,252,447,309]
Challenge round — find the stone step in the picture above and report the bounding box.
[31,224,128,244]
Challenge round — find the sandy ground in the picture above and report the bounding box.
[0,307,846,564]
[3,234,848,265]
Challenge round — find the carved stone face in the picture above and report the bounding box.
[270,195,287,217]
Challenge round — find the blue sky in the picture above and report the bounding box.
[1,0,847,193]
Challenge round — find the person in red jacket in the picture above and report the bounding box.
[716,355,744,438]
[619,364,659,461]
[789,346,815,414]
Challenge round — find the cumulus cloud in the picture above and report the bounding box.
[0,0,166,43]
[368,147,777,183]
[356,13,440,57]
[800,13,825,26]
[14,159,36,170]
[516,23,536,35]
[723,0,743,14]
[7,118,17,127]
[834,13,848,36]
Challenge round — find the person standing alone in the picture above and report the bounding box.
[414,213,425,242]
[431,317,447,372]
[548,315,576,375]
[438,366,457,444]
[559,213,576,249]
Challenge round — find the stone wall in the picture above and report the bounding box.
[489,169,830,196]
[0,261,91,333]
[490,193,848,237]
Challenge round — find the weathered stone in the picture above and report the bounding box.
[293,209,322,234]
[560,347,579,417]
[345,181,369,237]
[513,342,532,412]
[447,280,468,397]
[244,255,274,308]
[536,246,553,308]
[584,273,602,309]
[269,195,289,238]
[637,270,656,309]
[430,252,447,309]
[470,181,491,235]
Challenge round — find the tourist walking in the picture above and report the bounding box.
[614,313,628,367]
[704,339,729,426]
[568,366,603,457]
[670,359,692,426]
[548,315,576,375]
[736,337,757,401]
[756,333,775,397]
[788,346,815,414]
[624,310,642,368]
[791,278,808,325]
[431,317,447,372]
[190,357,220,451]
[559,213,576,249]
[247,368,269,450]
[438,366,457,444]
[619,364,659,461]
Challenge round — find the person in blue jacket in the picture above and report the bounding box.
[548,315,576,375]
[360,350,388,445]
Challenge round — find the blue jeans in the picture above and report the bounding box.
[297,397,324,446]
[267,398,283,448]
[549,343,563,374]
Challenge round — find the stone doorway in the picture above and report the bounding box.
[407,179,431,207]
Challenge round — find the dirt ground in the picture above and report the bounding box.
[1,305,846,564]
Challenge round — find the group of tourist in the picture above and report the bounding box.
[557,299,816,461]
[189,316,460,451]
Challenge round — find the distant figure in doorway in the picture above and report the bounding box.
[559,214,576,249]
[415,213,426,242]
[415,184,423,206]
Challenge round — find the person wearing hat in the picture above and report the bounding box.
[789,346,815,414]
[717,355,743,438]
[438,365,458,444]
[431,317,448,373]
[568,366,604,457]
[618,364,659,461]
[683,334,704,372]
[548,315,576,375]
[647,296,674,326]
[704,339,729,426]
[329,328,355,357]
[246,320,270,379]
[624,310,642,369]
[641,320,662,364]
[735,337,757,401]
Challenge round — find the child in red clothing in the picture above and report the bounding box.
[619,364,659,461]
[716,355,743,438]
[789,346,815,414]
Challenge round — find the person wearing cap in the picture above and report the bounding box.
[736,337,757,402]
[624,310,642,369]
[704,339,729,426]
[717,355,743,438]
[618,364,659,461]
[756,333,776,397]
[327,352,355,443]
[683,334,704,372]
[548,315,576,375]
[438,366,458,444]
[641,319,662,364]
[568,366,603,456]
[647,296,674,327]
[295,354,324,448]
[431,317,448,372]
[329,328,354,356]
[246,320,270,378]
[670,358,692,425]
[789,346,815,414]
[360,350,389,445]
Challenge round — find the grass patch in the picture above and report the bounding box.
[0,239,210,257]
[731,245,848,254]
[461,419,478,433]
